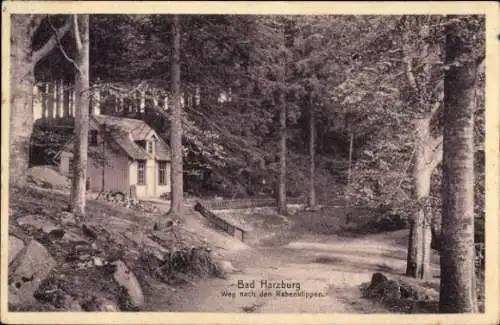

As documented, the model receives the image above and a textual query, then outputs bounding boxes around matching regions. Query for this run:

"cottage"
[59,115,171,198]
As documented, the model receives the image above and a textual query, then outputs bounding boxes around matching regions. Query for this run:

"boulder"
[399,281,438,301]
[217,260,237,273]
[62,231,88,244]
[123,231,168,261]
[99,216,135,230]
[42,223,60,234]
[8,236,25,265]
[58,211,77,225]
[16,214,43,228]
[366,273,402,300]
[96,298,119,312]
[16,214,59,234]
[111,260,144,309]
[214,259,242,279]
[382,280,401,300]
[94,256,105,266]
[47,229,65,241]
[52,294,82,311]
[8,240,57,306]
[81,296,120,312]
[369,272,388,289]
[81,224,98,239]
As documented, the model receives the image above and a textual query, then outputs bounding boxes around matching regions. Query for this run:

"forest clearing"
[4,6,497,323]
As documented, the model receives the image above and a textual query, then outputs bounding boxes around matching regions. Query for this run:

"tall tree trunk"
[70,15,90,216]
[167,15,184,218]
[345,130,354,224]
[183,91,190,110]
[139,90,146,115]
[406,118,433,279]
[55,79,62,118]
[144,90,154,123]
[93,87,101,115]
[163,94,169,111]
[33,84,43,120]
[67,87,72,117]
[42,83,49,118]
[277,17,292,216]
[135,90,142,117]
[9,15,70,184]
[63,80,71,118]
[119,97,124,115]
[123,96,130,116]
[308,93,316,207]
[439,23,479,313]
[10,15,35,185]
[54,80,59,118]
[277,90,288,215]
[47,82,55,119]
[70,89,76,117]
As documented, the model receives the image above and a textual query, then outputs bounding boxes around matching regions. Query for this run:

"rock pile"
[95,191,160,213]
[8,202,220,312]
[8,210,148,312]
[27,166,70,190]
[361,272,439,313]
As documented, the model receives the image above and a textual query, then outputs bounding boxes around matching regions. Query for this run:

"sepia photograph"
[1,2,498,324]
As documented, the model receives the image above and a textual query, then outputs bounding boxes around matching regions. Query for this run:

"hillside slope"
[8,185,246,312]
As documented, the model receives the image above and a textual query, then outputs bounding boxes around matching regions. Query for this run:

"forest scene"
[6,12,488,316]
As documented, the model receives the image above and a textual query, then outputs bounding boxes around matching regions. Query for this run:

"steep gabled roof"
[112,133,151,160]
[92,115,170,161]
[92,115,153,140]
[58,115,170,161]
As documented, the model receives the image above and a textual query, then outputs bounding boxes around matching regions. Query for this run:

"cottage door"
[147,162,156,197]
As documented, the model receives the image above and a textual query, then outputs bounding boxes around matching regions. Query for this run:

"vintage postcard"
[1,1,499,324]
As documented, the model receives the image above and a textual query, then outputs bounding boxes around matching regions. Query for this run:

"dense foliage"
[33,15,485,220]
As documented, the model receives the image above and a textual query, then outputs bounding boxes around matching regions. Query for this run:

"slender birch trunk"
[69,15,90,216]
[308,93,317,208]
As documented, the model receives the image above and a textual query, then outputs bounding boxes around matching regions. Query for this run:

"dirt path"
[141,201,439,313]
[154,232,428,313]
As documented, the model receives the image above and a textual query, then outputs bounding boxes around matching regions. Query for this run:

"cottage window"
[158,161,167,185]
[136,140,146,150]
[90,130,98,146]
[138,161,146,185]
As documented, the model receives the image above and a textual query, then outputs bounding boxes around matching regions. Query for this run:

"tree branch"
[426,135,443,171]
[430,80,444,117]
[433,79,444,96]
[429,140,443,171]
[29,15,44,38]
[431,134,443,152]
[73,15,82,51]
[47,16,81,74]
[32,17,71,64]
[430,101,441,116]
[430,93,443,117]
[386,143,417,200]
[404,57,419,94]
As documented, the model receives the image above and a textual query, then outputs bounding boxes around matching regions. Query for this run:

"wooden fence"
[194,202,248,241]
[191,197,305,211]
